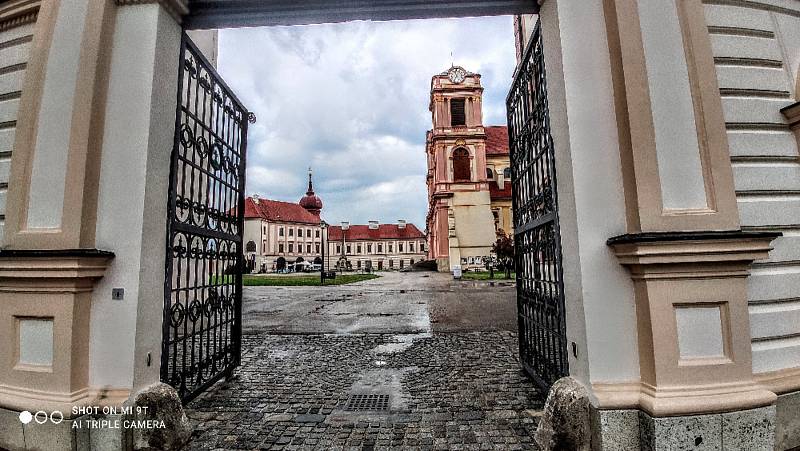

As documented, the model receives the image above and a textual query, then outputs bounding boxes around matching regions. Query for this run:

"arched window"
[503,167,511,178]
[453,148,471,181]
[486,168,494,179]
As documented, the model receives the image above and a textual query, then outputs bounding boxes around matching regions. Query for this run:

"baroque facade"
[327,221,426,271]
[243,170,325,272]
[425,66,513,271]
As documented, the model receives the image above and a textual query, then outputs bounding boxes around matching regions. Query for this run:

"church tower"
[425,66,497,271]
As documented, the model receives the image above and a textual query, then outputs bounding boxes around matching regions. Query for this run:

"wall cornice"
[114,0,188,22]
[0,0,39,32]
[755,367,800,395]
[782,101,800,128]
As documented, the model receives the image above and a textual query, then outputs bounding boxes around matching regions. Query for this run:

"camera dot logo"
[34,411,48,424]
[19,411,32,424]
[51,411,64,424]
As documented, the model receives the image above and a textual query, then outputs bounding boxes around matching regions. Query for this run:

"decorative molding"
[756,367,800,395]
[0,0,39,32]
[606,231,781,417]
[114,0,189,22]
[781,101,800,128]
[592,380,777,416]
[607,231,779,273]
[0,250,114,292]
[0,384,130,415]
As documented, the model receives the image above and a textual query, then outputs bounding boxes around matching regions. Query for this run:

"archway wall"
[538,1,790,447]
[704,0,800,380]
[0,2,181,446]
[183,0,539,29]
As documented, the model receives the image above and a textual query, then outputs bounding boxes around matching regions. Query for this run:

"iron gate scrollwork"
[506,20,569,391]
[162,34,254,402]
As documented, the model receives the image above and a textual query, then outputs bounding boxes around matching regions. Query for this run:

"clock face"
[448,67,466,83]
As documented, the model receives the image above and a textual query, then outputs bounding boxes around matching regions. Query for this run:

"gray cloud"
[218,15,516,228]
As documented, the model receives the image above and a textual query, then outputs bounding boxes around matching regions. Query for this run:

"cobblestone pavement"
[185,331,544,450]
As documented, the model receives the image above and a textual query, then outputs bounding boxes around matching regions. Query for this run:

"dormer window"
[450,98,466,126]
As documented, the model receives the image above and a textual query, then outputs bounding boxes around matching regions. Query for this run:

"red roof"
[244,197,321,224]
[328,223,425,241]
[485,126,509,155]
[490,181,512,200]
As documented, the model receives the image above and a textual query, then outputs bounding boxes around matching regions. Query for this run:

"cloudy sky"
[218,16,516,228]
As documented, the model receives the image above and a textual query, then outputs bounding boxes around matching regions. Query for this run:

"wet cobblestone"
[185,331,543,450]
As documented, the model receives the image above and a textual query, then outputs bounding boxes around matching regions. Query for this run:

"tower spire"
[307,166,313,194]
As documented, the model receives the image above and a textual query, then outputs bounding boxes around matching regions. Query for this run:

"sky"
[218,15,517,229]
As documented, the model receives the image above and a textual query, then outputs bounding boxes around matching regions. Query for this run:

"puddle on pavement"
[371,333,431,355]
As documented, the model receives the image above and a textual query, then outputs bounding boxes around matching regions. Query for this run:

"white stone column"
[538,0,779,449]
[91,2,181,395]
[537,0,639,394]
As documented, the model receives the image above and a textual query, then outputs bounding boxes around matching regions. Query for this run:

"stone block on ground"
[534,376,591,451]
[128,382,191,451]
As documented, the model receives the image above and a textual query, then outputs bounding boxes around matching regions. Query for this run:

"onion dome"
[299,167,323,216]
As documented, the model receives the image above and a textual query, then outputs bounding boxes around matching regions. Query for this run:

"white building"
[327,221,426,271]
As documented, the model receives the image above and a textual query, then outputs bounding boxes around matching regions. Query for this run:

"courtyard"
[184,272,544,450]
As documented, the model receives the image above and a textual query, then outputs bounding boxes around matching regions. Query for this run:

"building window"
[389,244,393,253]
[389,260,394,268]
[400,260,405,269]
[367,244,372,253]
[410,258,415,265]
[307,244,311,254]
[279,227,284,236]
[399,243,404,253]
[503,167,511,178]
[279,243,284,253]
[453,148,470,181]
[297,228,302,237]
[450,98,466,126]
[357,260,362,268]
[306,229,311,238]
[262,242,266,253]
[486,168,494,179]
[357,244,362,254]
[347,244,351,254]
[409,243,414,252]
[288,228,293,237]
[289,243,294,253]
[336,244,341,254]
[378,244,383,253]
[316,244,320,253]
[315,229,320,238]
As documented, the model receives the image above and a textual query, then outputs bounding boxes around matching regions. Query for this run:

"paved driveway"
[242,271,518,334]
[185,271,542,450]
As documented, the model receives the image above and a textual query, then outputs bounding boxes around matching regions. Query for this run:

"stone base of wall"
[0,382,192,450]
[777,390,800,451]
[591,404,777,450]
[0,407,126,451]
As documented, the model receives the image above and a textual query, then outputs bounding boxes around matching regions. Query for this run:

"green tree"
[492,231,515,279]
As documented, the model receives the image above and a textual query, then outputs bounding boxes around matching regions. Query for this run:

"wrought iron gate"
[506,21,568,391]
[162,34,254,402]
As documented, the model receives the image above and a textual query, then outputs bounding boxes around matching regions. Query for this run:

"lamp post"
[320,220,328,285]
